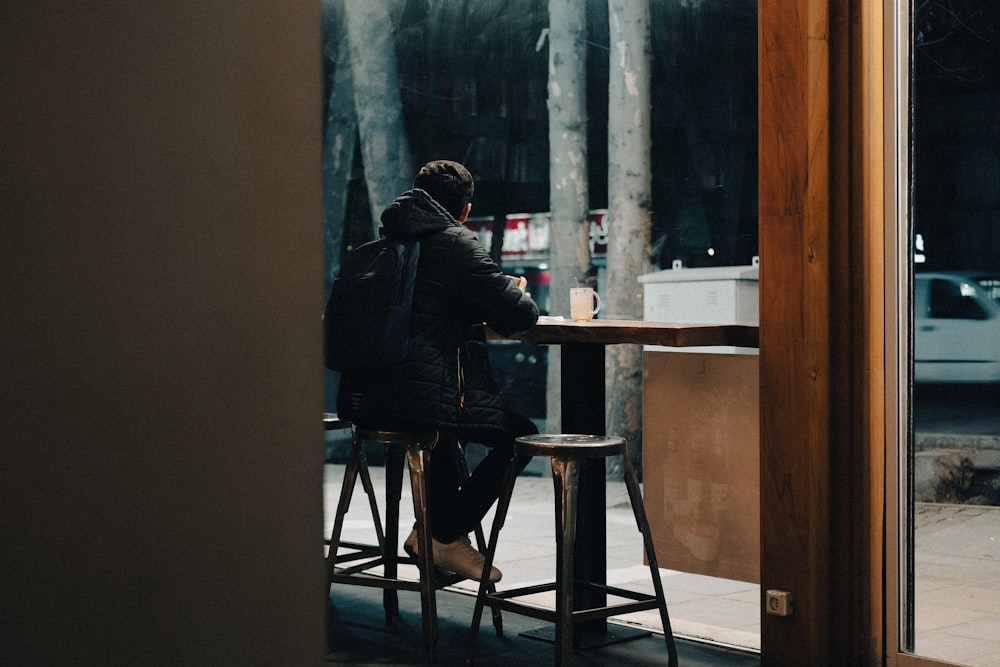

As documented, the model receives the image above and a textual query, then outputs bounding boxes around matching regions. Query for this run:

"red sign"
[465,216,494,250]
[589,209,608,255]
[504,214,531,255]
[528,213,551,253]
[466,210,609,260]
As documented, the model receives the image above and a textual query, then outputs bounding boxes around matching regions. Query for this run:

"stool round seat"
[514,433,625,458]
[356,427,439,448]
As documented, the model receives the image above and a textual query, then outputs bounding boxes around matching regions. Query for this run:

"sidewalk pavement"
[911,502,1000,666]
[324,463,1000,665]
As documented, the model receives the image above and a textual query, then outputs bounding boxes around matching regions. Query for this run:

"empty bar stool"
[466,434,678,667]
[326,425,500,663]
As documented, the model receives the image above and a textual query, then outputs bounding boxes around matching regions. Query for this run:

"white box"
[639,264,758,353]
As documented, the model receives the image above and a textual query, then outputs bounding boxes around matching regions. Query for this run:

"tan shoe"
[404,530,502,583]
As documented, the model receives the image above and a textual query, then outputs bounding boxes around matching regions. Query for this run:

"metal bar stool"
[326,425,501,663]
[466,434,678,667]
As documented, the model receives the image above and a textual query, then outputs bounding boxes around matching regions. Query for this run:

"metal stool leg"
[326,439,362,584]
[406,442,438,663]
[466,453,522,664]
[453,442,504,637]
[355,446,385,549]
[383,442,406,624]
[552,456,580,667]
[622,455,679,667]
[327,434,385,583]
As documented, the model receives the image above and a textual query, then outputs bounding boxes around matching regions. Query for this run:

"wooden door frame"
[758,1,887,664]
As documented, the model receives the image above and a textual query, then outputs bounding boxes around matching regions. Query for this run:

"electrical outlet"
[766,589,794,616]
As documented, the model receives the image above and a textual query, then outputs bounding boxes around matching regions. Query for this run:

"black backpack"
[324,237,421,373]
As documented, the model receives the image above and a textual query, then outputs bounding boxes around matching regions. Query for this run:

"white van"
[914,272,1000,383]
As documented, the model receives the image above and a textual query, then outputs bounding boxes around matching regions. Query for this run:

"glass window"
[322,0,760,653]
[895,1,1000,664]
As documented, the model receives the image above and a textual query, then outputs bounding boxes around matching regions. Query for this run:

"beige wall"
[1,3,325,664]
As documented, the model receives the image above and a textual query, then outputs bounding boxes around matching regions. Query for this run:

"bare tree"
[606,0,652,472]
[322,3,356,295]
[343,1,413,236]
[545,0,591,434]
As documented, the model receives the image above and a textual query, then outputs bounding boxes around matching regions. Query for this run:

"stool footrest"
[479,581,661,624]
[324,539,382,559]
[331,570,465,592]
[331,553,467,588]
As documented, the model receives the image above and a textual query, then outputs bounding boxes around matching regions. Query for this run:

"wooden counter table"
[491,317,759,644]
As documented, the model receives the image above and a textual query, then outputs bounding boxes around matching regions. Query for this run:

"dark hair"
[413,160,474,218]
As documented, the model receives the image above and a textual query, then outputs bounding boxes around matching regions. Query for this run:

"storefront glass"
[896,1,1000,664]
[321,0,760,651]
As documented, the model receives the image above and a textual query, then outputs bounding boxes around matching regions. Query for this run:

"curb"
[915,433,1000,450]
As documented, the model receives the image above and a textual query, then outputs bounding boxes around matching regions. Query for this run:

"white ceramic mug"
[569,287,602,321]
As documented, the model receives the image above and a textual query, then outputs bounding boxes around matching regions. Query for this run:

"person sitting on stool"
[336,159,539,583]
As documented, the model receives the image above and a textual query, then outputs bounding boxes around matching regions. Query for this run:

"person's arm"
[450,228,539,336]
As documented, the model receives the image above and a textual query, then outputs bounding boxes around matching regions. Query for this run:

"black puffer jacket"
[337,189,539,434]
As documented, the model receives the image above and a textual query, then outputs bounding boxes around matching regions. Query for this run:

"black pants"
[427,410,537,544]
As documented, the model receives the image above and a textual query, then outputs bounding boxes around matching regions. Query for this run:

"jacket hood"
[380,188,459,239]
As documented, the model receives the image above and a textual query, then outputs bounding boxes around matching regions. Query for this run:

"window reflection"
[908,1,1000,663]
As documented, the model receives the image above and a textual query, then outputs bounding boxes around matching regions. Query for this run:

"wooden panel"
[643,352,760,583]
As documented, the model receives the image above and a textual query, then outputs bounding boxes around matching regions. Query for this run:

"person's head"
[413,160,474,221]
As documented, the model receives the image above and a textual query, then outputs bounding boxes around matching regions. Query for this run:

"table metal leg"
[559,342,608,638]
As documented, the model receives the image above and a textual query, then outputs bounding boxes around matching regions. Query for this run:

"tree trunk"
[606,0,652,474]
[545,0,591,434]
[322,28,357,296]
[343,1,413,236]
